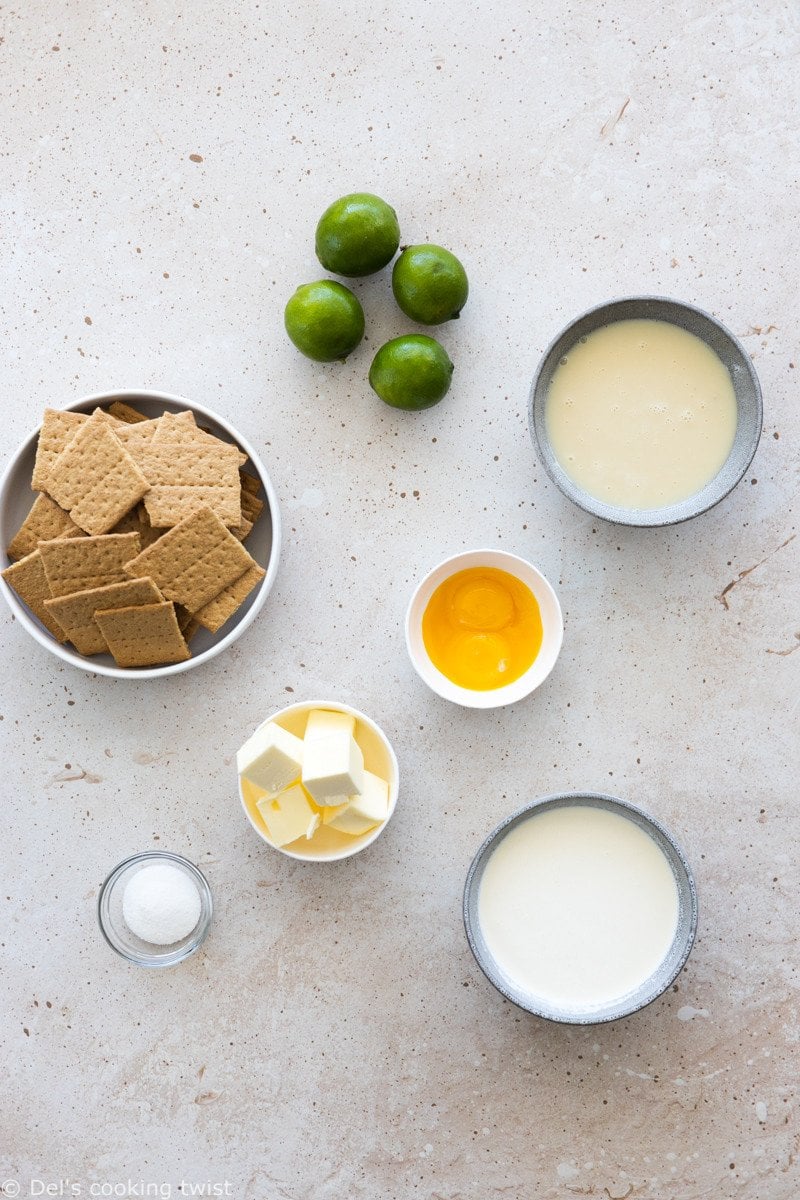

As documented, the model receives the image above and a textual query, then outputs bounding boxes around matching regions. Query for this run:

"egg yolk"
[422,567,543,690]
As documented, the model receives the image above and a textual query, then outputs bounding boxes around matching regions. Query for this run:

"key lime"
[368,335,454,411]
[392,244,469,325]
[284,280,365,362]
[315,193,400,277]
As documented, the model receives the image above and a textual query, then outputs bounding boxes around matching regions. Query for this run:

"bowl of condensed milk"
[463,793,698,1023]
[529,297,762,526]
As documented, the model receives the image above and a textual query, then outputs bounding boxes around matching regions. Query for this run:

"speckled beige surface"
[1,2,799,1198]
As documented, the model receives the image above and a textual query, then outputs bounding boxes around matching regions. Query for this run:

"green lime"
[368,335,454,411]
[315,193,400,277]
[392,244,469,324]
[284,280,365,362]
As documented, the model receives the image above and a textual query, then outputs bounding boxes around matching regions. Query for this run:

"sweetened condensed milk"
[545,318,737,509]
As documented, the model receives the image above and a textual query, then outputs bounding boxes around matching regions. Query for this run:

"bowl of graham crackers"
[0,390,281,678]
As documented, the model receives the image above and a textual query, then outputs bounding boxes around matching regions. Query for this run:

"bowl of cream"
[463,793,698,1023]
[529,296,762,526]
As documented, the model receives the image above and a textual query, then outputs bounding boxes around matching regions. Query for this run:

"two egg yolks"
[422,567,543,690]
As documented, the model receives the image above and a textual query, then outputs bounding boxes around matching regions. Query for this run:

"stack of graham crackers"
[2,401,267,668]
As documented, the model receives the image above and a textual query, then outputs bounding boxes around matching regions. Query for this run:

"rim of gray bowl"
[0,388,282,679]
[528,295,763,527]
[463,791,699,1024]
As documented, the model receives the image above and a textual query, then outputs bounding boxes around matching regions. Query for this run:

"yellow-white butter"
[323,770,389,835]
[256,783,320,846]
[305,709,356,740]
[302,731,364,805]
[321,802,350,825]
[237,721,304,796]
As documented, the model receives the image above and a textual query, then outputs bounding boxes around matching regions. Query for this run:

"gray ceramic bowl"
[463,792,698,1024]
[529,296,762,526]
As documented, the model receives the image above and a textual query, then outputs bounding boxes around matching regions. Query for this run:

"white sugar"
[122,862,201,945]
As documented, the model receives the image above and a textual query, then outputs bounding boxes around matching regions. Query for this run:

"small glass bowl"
[97,851,213,967]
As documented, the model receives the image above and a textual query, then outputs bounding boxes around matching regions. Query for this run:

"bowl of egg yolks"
[405,549,564,708]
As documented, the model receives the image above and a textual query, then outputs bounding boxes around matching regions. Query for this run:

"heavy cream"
[478,805,679,1011]
[545,318,737,509]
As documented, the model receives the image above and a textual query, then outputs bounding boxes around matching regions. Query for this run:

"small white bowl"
[405,548,563,709]
[238,700,400,862]
[0,389,281,679]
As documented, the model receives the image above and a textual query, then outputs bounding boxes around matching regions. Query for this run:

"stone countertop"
[1,2,798,1198]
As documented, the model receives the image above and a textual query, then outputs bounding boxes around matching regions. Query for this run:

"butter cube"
[302,731,364,805]
[305,708,356,741]
[323,770,389,836]
[256,784,320,846]
[237,721,303,796]
[321,802,350,824]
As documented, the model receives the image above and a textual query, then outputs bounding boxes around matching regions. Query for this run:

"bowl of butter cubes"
[236,700,400,861]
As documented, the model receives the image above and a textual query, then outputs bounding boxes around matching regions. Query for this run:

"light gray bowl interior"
[0,391,277,675]
[529,296,763,527]
[463,792,698,1024]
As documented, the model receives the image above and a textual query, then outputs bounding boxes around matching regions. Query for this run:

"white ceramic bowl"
[238,700,400,862]
[0,389,281,679]
[405,548,563,709]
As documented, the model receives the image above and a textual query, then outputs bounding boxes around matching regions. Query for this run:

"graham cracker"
[240,471,261,496]
[123,506,255,612]
[110,502,162,549]
[194,563,266,633]
[39,531,141,597]
[1,550,68,642]
[224,486,262,542]
[111,418,159,460]
[240,488,264,523]
[108,401,149,424]
[176,604,202,643]
[151,411,197,437]
[140,439,242,528]
[44,576,163,656]
[31,410,88,492]
[94,601,190,667]
[227,487,263,543]
[7,493,84,561]
[47,411,150,535]
[153,411,248,468]
[227,513,254,542]
[92,408,124,425]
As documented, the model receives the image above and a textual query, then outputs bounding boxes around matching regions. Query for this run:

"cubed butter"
[305,708,356,740]
[322,770,389,836]
[237,721,303,796]
[321,802,350,824]
[256,784,320,846]
[302,731,364,805]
